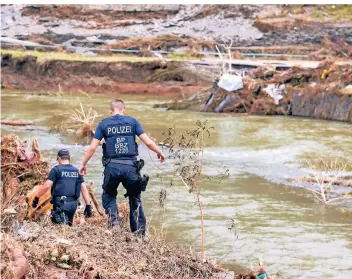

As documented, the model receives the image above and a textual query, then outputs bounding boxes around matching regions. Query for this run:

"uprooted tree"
[297,157,352,204]
[1,134,50,222]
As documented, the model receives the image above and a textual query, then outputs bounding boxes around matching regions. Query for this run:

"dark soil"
[1,54,209,96]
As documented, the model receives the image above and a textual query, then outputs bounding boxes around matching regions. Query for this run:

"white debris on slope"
[217,73,243,92]
[264,84,286,105]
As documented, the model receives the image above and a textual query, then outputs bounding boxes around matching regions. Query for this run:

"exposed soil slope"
[1,54,209,96]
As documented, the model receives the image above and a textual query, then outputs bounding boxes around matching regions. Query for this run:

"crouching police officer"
[79,99,165,236]
[32,149,93,226]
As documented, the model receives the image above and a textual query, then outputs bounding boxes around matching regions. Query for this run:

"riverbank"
[2,91,352,278]
[2,223,227,279]
[2,50,351,122]
[1,50,209,96]
[0,133,231,279]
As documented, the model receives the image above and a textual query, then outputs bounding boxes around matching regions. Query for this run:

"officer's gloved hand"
[84,204,93,218]
[32,196,39,208]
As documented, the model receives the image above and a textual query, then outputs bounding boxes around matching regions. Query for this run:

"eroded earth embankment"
[1,54,209,96]
[1,54,352,122]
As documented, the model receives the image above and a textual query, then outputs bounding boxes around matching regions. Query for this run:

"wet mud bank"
[292,91,352,121]
[2,53,351,122]
[1,54,209,96]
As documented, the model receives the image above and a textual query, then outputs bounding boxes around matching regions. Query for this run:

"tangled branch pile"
[47,102,100,145]
[156,60,352,121]
[0,133,231,279]
[309,36,352,60]
[7,222,222,279]
[101,34,216,56]
[1,134,49,222]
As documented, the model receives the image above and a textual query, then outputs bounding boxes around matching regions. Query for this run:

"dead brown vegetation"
[0,133,227,279]
[46,103,100,145]
[102,34,216,54]
[1,134,49,222]
[156,61,352,120]
[16,223,222,279]
[309,36,352,60]
[254,17,313,33]
[22,5,176,28]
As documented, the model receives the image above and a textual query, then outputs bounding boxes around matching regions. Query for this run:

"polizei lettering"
[107,125,132,135]
[61,171,79,178]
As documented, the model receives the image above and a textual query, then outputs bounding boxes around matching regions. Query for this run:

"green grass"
[0,49,161,63]
[311,12,325,20]
[325,5,352,21]
[1,48,203,64]
[166,53,199,60]
[259,5,352,22]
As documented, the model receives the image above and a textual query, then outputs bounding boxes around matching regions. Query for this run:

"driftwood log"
[87,181,104,216]
[1,120,33,126]
[298,176,352,187]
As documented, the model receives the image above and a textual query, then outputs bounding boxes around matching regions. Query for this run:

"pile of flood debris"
[2,133,263,279]
[1,134,49,222]
[2,222,227,279]
[155,59,352,122]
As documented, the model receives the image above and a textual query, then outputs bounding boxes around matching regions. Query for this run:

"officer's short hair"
[110,99,125,111]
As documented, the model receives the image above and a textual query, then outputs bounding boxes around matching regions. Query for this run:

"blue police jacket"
[48,164,83,199]
[94,115,144,160]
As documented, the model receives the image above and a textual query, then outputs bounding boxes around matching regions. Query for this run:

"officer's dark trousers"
[51,200,77,226]
[102,163,146,235]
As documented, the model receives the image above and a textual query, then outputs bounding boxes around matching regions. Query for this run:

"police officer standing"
[79,99,165,236]
[32,149,93,226]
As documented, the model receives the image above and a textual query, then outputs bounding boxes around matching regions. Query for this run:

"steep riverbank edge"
[0,133,254,279]
[1,53,209,96]
[1,53,351,122]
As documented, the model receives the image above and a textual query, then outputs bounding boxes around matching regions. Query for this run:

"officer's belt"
[108,159,136,166]
[52,196,77,203]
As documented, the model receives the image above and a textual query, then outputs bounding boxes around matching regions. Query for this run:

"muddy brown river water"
[1,90,352,278]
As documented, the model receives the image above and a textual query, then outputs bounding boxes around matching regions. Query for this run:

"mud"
[292,91,352,121]
[1,54,209,96]
[3,4,351,49]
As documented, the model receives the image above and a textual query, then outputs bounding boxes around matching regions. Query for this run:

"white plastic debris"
[344,84,352,93]
[217,73,243,92]
[57,238,72,245]
[13,221,41,241]
[83,51,97,57]
[3,207,17,214]
[264,84,286,105]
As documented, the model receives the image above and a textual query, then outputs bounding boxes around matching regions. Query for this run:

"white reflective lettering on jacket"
[61,171,79,178]
[107,126,132,135]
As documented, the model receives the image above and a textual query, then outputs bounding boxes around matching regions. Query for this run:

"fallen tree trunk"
[1,120,33,126]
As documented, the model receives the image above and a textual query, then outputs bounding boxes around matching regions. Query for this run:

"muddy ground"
[1,54,209,96]
[2,4,352,50]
